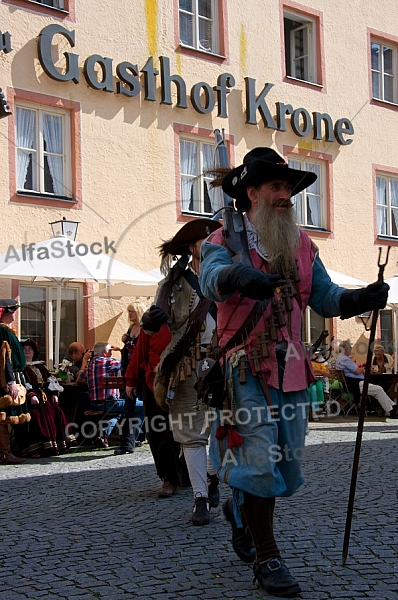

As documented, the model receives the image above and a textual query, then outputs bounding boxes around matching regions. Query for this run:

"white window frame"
[288,156,326,229]
[179,0,219,55]
[28,0,65,8]
[284,11,316,83]
[376,173,398,238]
[302,307,327,347]
[15,101,72,199]
[19,283,83,369]
[179,136,219,217]
[371,40,397,104]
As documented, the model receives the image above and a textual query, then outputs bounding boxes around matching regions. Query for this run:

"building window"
[3,0,74,18]
[288,157,324,229]
[376,173,398,238]
[180,137,222,216]
[29,0,64,7]
[19,284,82,369]
[179,0,219,54]
[379,310,393,355]
[284,10,317,83]
[15,102,72,199]
[302,307,327,347]
[371,40,396,103]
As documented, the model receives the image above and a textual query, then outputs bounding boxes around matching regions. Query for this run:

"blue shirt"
[335,353,364,379]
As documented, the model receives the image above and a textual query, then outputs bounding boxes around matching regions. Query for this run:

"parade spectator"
[336,340,397,418]
[77,341,123,447]
[61,342,91,382]
[14,339,76,457]
[372,343,393,374]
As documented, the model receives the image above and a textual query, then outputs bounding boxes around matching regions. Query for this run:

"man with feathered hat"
[199,147,389,596]
[141,218,222,525]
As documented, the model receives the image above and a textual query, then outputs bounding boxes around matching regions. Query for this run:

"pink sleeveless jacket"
[213,228,317,392]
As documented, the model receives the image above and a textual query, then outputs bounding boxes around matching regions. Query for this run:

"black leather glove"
[141,305,169,333]
[339,281,389,319]
[218,263,282,300]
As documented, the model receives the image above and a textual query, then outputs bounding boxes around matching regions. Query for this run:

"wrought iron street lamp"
[49,217,79,241]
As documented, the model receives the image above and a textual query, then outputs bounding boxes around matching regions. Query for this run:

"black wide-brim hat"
[0,299,20,313]
[159,218,221,258]
[222,147,317,204]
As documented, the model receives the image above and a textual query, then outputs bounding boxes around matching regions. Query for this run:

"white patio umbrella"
[85,268,162,298]
[326,268,368,289]
[0,236,159,367]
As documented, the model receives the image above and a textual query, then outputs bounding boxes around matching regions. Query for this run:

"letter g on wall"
[38,24,80,84]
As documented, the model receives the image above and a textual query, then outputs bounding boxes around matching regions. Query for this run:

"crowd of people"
[2,147,398,598]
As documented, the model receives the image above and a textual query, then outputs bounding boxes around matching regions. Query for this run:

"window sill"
[12,192,78,208]
[371,97,398,110]
[377,235,398,244]
[17,191,75,202]
[284,76,324,91]
[181,211,214,219]
[177,44,227,62]
[301,226,331,233]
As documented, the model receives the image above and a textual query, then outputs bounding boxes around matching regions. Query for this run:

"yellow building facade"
[0,0,397,366]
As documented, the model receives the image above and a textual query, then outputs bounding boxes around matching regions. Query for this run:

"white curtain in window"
[179,10,194,46]
[43,113,64,195]
[376,176,387,205]
[376,177,387,234]
[307,196,321,226]
[390,179,398,235]
[16,107,35,190]
[306,163,321,226]
[289,159,303,222]
[202,143,214,213]
[180,140,197,211]
[198,1,213,52]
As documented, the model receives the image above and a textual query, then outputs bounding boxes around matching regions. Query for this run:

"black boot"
[192,494,210,526]
[222,498,256,563]
[253,557,301,598]
[207,473,220,508]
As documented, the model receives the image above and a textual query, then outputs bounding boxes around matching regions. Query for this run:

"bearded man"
[199,148,389,597]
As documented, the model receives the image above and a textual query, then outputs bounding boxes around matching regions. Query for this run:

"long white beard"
[250,202,299,275]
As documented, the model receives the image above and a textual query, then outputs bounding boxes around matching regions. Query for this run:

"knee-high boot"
[0,423,25,464]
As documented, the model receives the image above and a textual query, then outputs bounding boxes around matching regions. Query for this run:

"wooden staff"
[342,246,390,566]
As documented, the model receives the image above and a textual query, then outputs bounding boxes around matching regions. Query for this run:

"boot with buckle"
[207,473,220,508]
[222,498,256,563]
[192,493,210,526]
[253,557,301,597]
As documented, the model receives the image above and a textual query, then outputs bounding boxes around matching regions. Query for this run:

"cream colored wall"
[0,0,397,350]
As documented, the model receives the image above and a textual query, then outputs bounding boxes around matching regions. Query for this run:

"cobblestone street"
[0,417,397,600]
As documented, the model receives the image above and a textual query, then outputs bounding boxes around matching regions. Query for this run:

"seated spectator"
[14,339,76,457]
[309,352,331,418]
[60,342,91,382]
[372,344,394,374]
[77,341,124,448]
[336,340,398,418]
